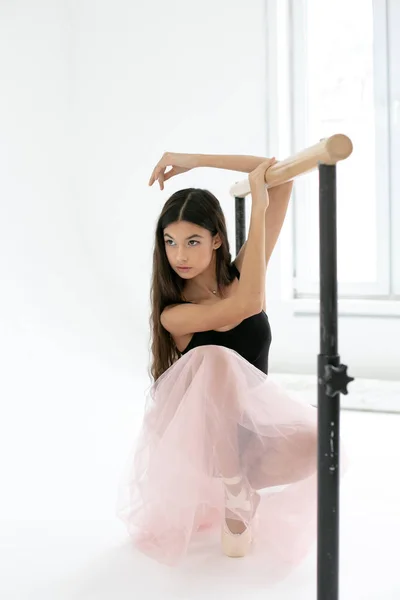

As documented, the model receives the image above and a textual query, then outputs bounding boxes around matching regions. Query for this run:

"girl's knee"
[191,345,234,376]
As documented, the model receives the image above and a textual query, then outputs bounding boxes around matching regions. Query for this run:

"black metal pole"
[318,163,339,599]
[317,163,347,600]
[235,196,246,254]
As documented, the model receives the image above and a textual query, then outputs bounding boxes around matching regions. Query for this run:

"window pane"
[298,0,378,284]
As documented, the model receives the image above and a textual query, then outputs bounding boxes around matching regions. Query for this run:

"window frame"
[288,0,394,300]
[388,0,400,295]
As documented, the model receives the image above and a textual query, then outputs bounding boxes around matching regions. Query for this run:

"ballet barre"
[233,133,354,600]
[230,133,353,198]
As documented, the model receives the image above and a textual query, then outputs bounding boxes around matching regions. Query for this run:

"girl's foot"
[221,474,260,557]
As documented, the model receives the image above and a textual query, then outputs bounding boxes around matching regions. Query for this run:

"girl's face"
[163,221,221,278]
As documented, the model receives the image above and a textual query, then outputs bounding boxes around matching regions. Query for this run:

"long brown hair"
[149,188,236,382]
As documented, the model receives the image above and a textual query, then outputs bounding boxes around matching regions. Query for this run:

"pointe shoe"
[221,519,252,558]
[221,474,254,558]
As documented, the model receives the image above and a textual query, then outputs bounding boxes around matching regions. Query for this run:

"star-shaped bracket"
[320,364,355,398]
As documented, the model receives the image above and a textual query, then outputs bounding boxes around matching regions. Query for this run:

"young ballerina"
[116,152,318,567]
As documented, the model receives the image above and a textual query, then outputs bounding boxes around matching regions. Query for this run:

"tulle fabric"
[116,345,323,570]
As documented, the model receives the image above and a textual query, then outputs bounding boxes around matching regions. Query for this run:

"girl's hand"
[248,157,278,208]
[148,152,198,190]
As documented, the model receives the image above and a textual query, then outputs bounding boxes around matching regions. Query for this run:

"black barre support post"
[317,163,353,600]
[235,196,246,255]
[318,163,340,599]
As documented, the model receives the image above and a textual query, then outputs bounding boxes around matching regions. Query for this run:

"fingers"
[263,157,278,177]
[156,171,165,190]
[148,170,156,186]
[149,164,176,190]
[149,164,160,186]
[149,165,165,189]
[148,158,164,187]
[163,167,177,182]
[254,157,277,175]
[149,153,171,188]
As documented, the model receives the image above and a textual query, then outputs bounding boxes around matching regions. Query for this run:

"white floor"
[1,341,399,600]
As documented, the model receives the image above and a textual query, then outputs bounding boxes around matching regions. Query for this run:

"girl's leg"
[245,424,317,491]
[205,348,256,534]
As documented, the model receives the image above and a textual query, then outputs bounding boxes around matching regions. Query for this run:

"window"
[289,0,399,300]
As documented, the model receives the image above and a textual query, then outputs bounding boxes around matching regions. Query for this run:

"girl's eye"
[165,240,199,247]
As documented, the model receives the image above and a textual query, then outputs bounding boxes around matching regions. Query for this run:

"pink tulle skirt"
[116,345,326,572]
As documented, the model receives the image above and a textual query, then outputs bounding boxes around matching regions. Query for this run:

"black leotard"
[178,263,272,375]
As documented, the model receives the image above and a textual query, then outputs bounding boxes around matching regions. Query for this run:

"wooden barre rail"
[229,134,353,198]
